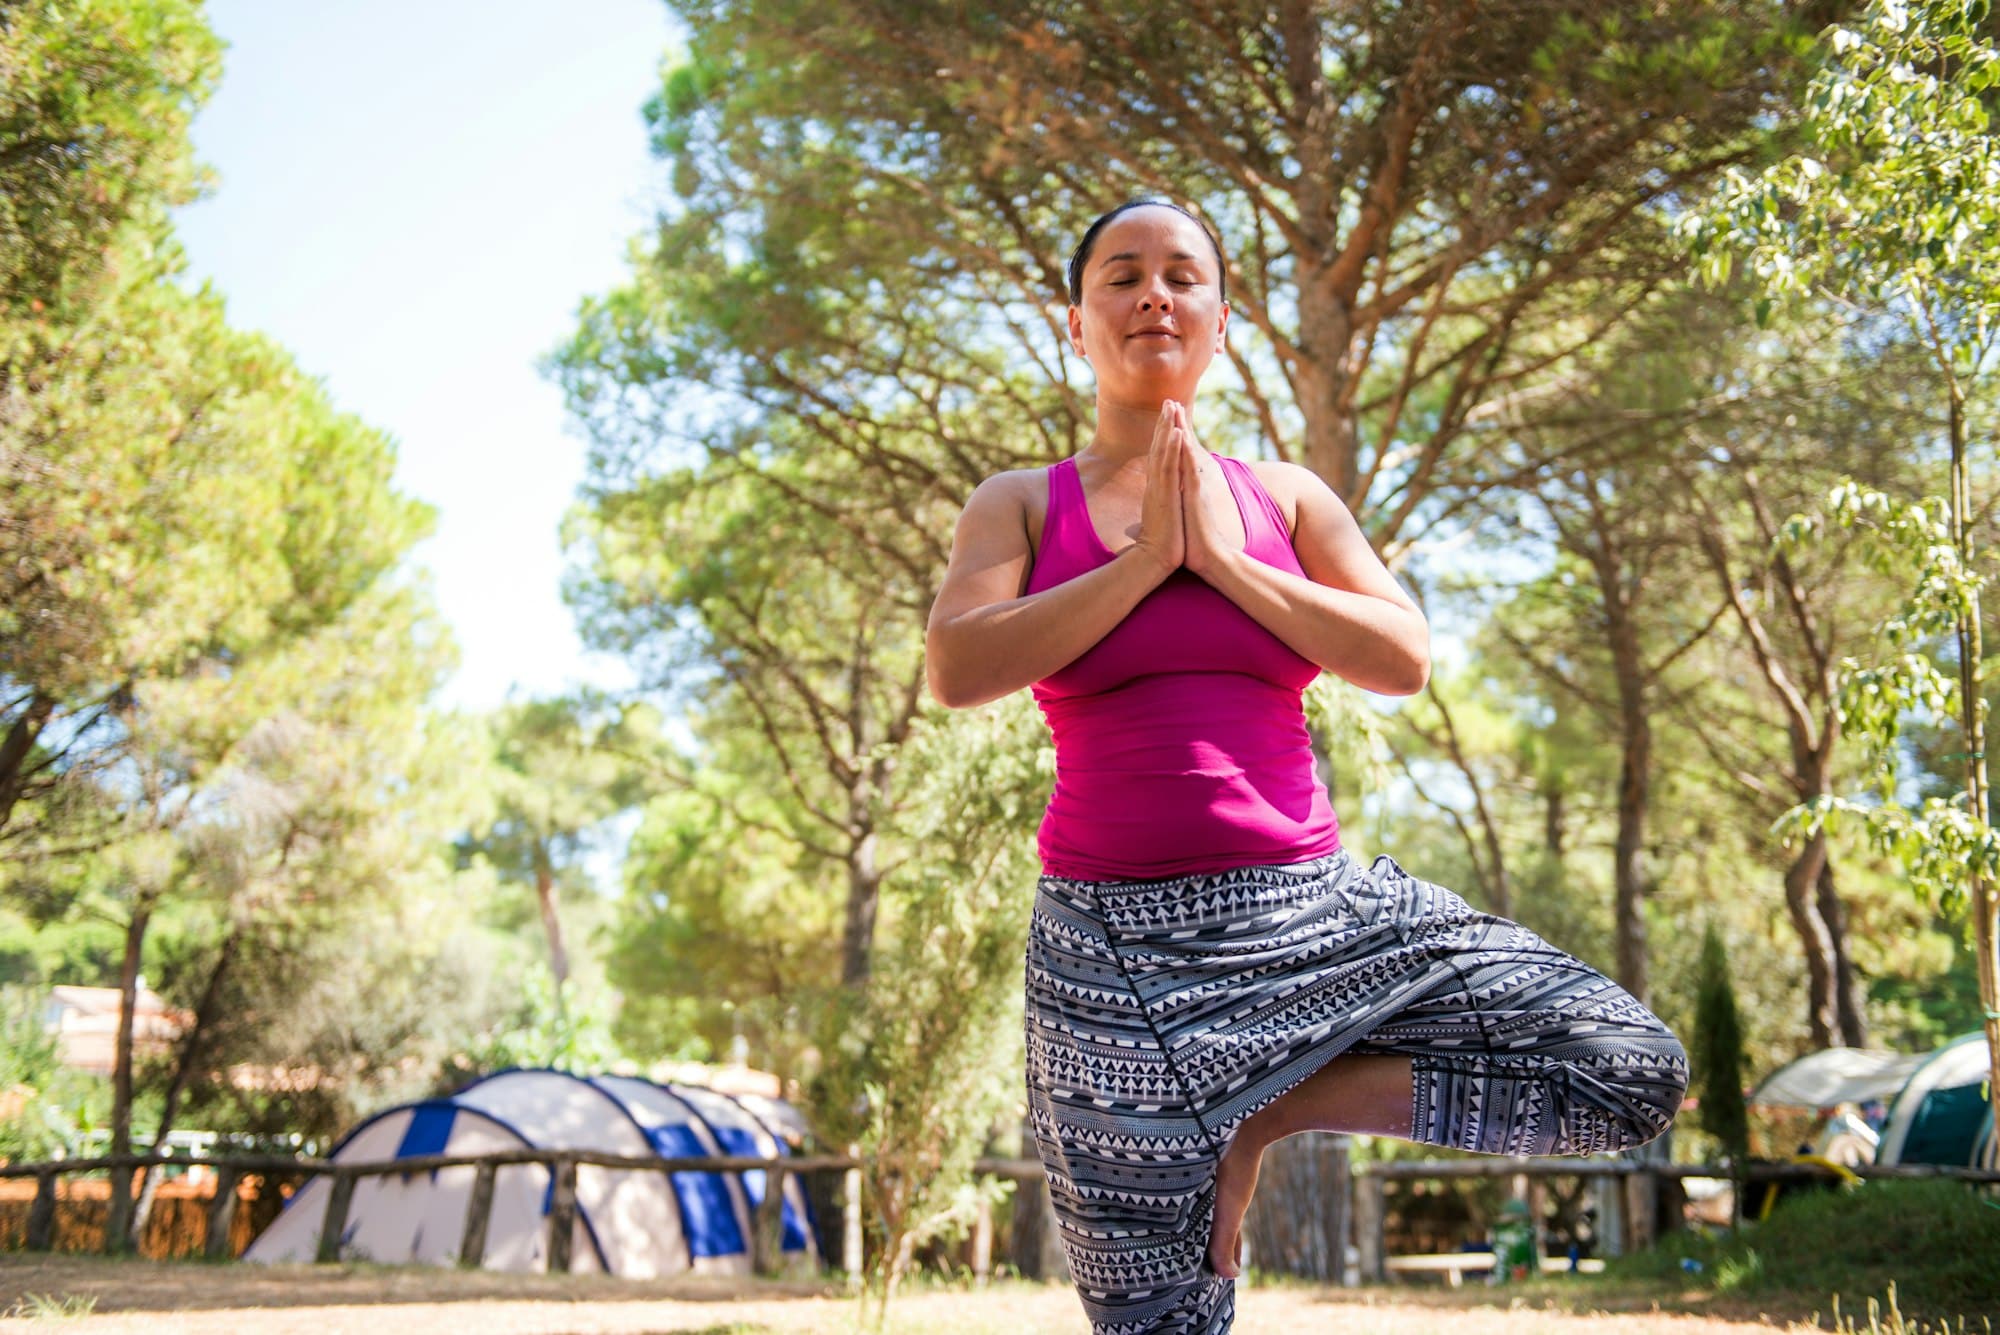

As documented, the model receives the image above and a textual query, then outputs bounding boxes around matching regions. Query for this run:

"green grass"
[1595,1179,2000,1322]
[0,1292,99,1320]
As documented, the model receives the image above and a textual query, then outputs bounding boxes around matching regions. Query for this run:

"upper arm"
[927,470,1038,636]
[1256,461,1420,614]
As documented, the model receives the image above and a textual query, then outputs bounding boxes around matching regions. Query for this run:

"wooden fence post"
[1355,1171,1387,1284]
[204,1167,241,1260]
[971,1192,993,1285]
[546,1157,578,1274]
[25,1172,56,1253]
[459,1161,498,1269]
[843,1147,863,1290]
[1624,1167,1658,1254]
[316,1170,356,1264]
[1327,1135,1353,1287]
[751,1167,787,1276]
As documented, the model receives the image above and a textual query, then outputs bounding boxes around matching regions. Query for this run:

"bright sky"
[174,1,675,712]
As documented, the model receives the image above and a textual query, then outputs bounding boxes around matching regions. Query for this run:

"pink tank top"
[1024,455,1342,880]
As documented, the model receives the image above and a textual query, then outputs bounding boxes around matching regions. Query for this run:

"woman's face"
[1068,206,1230,408]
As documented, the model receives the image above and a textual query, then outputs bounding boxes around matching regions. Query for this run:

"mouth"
[1128,328,1179,340]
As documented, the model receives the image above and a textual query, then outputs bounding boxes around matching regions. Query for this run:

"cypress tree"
[1693,922,1750,1160]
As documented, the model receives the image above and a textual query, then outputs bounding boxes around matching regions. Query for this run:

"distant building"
[43,984,188,1077]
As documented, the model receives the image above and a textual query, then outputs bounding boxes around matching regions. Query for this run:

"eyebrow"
[1100,250,1204,266]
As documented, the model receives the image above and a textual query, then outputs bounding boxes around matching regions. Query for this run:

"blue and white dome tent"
[244,1069,820,1274]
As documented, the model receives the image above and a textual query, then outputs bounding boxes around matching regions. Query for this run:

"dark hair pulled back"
[1065,200,1227,306]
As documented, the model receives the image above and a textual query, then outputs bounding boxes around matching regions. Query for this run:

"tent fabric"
[1878,1034,1995,1168]
[1748,1047,1933,1110]
[244,1069,820,1276]
[244,1102,560,1270]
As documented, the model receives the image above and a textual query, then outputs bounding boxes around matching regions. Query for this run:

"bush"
[0,985,94,1161]
[1610,1179,2000,1320]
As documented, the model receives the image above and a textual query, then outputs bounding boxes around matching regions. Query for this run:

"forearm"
[926,547,1170,708]
[1199,548,1430,695]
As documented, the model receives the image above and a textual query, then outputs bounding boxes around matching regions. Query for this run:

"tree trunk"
[1945,383,1999,1155]
[1815,858,1868,1047]
[0,691,54,833]
[1612,708,1651,1007]
[107,899,153,1253]
[129,926,238,1246]
[840,827,881,988]
[1782,833,1839,1049]
[533,845,570,994]
[1291,261,1361,505]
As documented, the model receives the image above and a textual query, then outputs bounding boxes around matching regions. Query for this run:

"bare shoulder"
[952,465,1050,553]
[1245,458,1338,503]
[1244,458,1351,536]
[965,466,1047,507]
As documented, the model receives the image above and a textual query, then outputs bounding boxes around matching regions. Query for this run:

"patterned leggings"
[1023,851,1689,1335]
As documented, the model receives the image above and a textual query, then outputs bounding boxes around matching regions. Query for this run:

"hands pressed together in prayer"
[1133,399,1233,581]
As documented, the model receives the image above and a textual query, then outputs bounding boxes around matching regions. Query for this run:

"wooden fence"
[3,1146,1995,1284]
[0,1150,1050,1278]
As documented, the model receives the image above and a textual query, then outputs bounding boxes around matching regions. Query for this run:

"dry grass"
[0,1255,1860,1333]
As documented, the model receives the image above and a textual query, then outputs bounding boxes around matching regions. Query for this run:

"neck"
[1082,392,1197,470]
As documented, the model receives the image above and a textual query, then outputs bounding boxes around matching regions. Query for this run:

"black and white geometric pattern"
[1024,850,1689,1335]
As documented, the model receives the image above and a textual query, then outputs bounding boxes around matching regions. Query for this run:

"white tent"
[244,1069,820,1274]
[1748,1047,1934,1111]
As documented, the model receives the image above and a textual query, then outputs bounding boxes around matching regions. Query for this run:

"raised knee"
[1599,1034,1690,1151]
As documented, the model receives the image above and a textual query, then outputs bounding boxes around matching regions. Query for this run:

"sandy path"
[0,1256,1821,1333]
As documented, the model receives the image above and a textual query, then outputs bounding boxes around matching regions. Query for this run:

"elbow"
[924,634,981,710]
[1393,653,1431,697]
[1360,655,1428,698]
[1377,624,1431,697]
[928,666,975,710]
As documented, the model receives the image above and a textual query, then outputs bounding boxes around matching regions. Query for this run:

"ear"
[1068,304,1088,358]
[1214,301,1231,352]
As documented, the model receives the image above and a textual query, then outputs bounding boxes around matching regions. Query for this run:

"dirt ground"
[0,1256,1853,1333]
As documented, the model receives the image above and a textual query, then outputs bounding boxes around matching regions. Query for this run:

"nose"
[1138,274,1174,312]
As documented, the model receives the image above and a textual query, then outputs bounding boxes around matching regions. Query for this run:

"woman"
[925,200,1687,1335]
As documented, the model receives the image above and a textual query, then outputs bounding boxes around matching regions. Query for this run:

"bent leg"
[1207,1053,1410,1277]
[1206,860,1688,1276]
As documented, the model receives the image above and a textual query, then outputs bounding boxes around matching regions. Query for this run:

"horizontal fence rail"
[4,1148,1993,1282]
[0,1150,1050,1270]
[1352,1156,2000,1183]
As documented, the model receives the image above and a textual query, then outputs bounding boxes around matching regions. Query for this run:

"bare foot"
[1206,1131,1265,1279]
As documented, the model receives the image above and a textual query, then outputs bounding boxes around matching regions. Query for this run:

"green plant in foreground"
[1,1293,99,1320]
[1827,1283,1995,1335]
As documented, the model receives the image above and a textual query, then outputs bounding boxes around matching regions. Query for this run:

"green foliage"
[1689,0,1999,1102]
[0,0,220,332]
[0,0,569,1168]
[1682,0,2000,328]
[1609,1180,2000,1320]
[440,968,622,1085]
[0,984,94,1160]
[808,701,1042,1302]
[1775,480,1999,910]
[1693,923,1751,1160]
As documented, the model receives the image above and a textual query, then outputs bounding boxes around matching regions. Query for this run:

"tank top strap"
[1034,457,1106,580]
[1216,455,1293,558]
